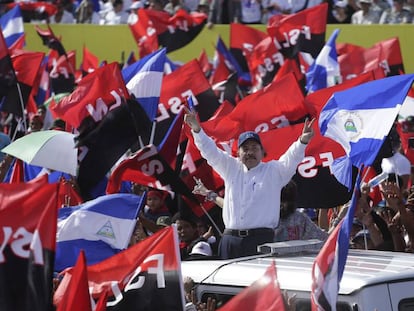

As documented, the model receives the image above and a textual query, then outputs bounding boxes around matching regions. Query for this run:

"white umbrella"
[2,130,78,176]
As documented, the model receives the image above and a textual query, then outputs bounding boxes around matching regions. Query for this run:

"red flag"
[8,2,57,18]
[81,45,99,75]
[0,30,18,107]
[304,70,376,118]
[54,226,185,311]
[246,36,284,89]
[150,9,207,53]
[0,175,59,311]
[9,158,24,183]
[129,9,159,58]
[218,261,286,311]
[57,178,83,207]
[50,62,130,129]
[154,59,221,146]
[56,251,92,311]
[49,50,76,94]
[106,144,198,207]
[205,73,307,142]
[339,37,404,80]
[198,49,213,77]
[267,3,328,58]
[230,23,268,87]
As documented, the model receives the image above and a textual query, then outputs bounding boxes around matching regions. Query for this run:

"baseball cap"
[128,1,143,10]
[189,241,212,256]
[156,216,172,227]
[238,131,262,148]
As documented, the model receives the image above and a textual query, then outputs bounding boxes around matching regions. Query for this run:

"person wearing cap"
[139,189,172,236]
[184,107,314,259]
[127,0,143,24]
[172,212,213,260]
[351,0,381,24]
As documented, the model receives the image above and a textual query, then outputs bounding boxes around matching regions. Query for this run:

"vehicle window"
[295,299,352,311]
[399,297,414,311]
[201,293,234,308]
[200,293,352,310]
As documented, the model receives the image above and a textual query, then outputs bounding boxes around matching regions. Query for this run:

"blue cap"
[238,131,262,148]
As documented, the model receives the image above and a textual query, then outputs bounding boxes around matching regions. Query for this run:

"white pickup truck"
[181,240,414,310]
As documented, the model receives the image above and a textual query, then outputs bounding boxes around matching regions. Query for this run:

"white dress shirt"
[193,129,307,230]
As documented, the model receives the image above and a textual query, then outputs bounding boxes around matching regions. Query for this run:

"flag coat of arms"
[55,193,145,272]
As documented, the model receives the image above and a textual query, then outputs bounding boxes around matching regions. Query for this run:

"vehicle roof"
[181,248,414,295]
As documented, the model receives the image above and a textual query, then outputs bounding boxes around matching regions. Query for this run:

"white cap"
[189,241,212,256]
[128,1,143,10]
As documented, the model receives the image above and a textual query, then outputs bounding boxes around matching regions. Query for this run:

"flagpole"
[149,121,156,145]
[16,82,27,133]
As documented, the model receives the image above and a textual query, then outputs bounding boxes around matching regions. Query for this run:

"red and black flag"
[35,24,66,57]
[129,9,159,58]
[49,62,129,129]
[153,59,221,146]
[54,226,185,311]
[338,37,404,80]
[0,175,59,311]
[76,96,152,200]
[267,3,328,59]
[81,45,99,76]
[56,251,92,311]
[147,9,207,53]
[106,143,198,207]
[259,123,352,208]
[230,23,267,82]
[1,49,44,117]
[203,73,308,143]
[48,50,76,95]
[246,36,285,90]
[0,29,17,103]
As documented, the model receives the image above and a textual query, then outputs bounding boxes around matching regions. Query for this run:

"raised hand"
[184,106,201,133]
[300,117,315,145]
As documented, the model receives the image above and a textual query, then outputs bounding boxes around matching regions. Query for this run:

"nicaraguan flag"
[311,172,361,311]
[0,6,24,48]
[122,48,166,121]
[306,28,341,94]
[319,74,414,190]
[55,193,145,272]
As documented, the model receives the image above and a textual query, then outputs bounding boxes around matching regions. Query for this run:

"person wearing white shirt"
[49,0,76,24]
[103,0,129,24]
[184,107,314,259]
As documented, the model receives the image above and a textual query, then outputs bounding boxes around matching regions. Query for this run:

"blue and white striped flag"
[0,6,24,48]
[55,193,145,272]
[122,48,166,121]
[319,74,414,190]
[306,29,341,94]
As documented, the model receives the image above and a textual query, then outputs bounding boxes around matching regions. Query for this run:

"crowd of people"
[1,0,413,26]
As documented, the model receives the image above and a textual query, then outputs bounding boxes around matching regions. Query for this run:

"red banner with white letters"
[54,226,185,311]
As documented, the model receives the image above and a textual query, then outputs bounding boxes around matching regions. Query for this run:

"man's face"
[238,139,264,169]
[176,220,198,243]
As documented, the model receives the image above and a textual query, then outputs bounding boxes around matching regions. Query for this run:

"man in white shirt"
[184,107,314,259]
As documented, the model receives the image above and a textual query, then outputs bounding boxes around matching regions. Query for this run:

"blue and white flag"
[0,6,24,48]
[306,28,341,94]
[55,193,145,272]
[122,48,166,121]
[319,74,414,190]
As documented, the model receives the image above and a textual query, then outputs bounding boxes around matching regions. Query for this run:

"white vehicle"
[181,240,414,310]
